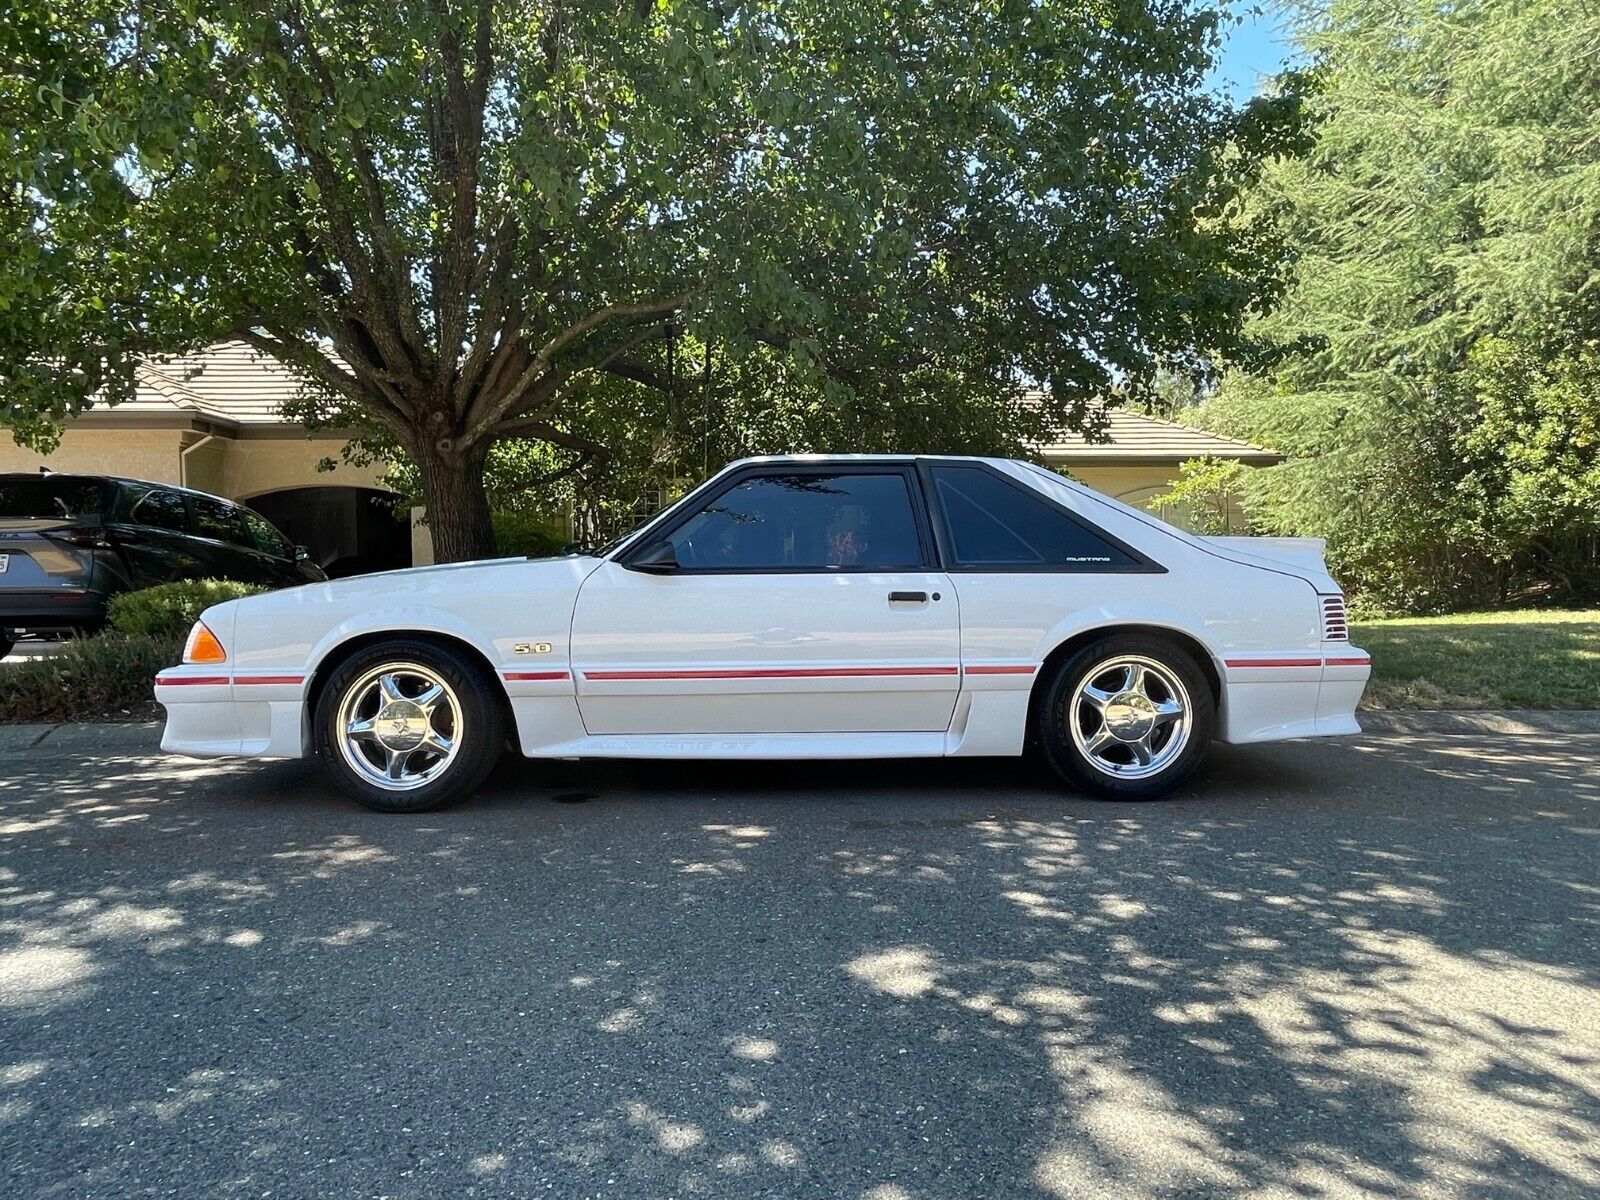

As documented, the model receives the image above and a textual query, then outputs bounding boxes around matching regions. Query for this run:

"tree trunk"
[414,441,498,563]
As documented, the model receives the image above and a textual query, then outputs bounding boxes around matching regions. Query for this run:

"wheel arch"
[304,628,514,747]
[1024,622,1224,746]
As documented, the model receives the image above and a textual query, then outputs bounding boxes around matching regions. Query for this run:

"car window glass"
[192,496,249,547]
[932,466,1137,569]
[127,488,191,533]
[242,509,291,558]
[666,473,924,571]
[0,477,104,519]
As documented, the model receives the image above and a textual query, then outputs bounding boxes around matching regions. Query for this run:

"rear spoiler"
[1204,536,1330,576]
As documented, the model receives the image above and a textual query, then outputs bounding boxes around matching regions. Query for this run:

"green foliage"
[1,0,1302,560]
[0,634,179,723]
[490,509,569,559]
[1197,0,1600,612]
[1148,457,1254,536]
[106,579,267,638]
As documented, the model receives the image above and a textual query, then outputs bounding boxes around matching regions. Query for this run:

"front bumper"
[154,666,309,758]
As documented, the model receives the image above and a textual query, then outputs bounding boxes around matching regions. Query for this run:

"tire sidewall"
[313,639,503,812]
[1037,634,1216,801]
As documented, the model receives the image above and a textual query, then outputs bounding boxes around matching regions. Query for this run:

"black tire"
[312,638,505,813]
[0,636,13,660]
[1036,633,1216,801]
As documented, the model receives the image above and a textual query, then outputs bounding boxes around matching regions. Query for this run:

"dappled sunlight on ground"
[0,733,1596,1196]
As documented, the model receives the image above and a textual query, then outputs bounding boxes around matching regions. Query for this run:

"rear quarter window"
[930,465,1145,571]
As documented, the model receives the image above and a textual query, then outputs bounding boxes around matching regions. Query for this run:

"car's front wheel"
[1036,634,1215,801]
[312,639,505,813]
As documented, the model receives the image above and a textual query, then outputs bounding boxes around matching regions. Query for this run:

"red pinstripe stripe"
[502,670,572,682]
[1225,658,1323,669]
[234,675,305,685]
[582,665,960,681]
[154,675,229,686]
[965,664,1038,675]
[1323,656,1371,667]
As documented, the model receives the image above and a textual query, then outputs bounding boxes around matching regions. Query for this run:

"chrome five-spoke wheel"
[1038,635,1215,800]
[1070,655,1191,779]
[316,639,504,812]
[336,663,463,791]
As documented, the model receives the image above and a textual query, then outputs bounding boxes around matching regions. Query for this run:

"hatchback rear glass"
[0,476,106,519]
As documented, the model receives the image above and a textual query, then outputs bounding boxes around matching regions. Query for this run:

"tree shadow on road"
[0,731,1596,1198]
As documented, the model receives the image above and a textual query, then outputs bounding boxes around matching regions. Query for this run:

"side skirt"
[523,731,952,760]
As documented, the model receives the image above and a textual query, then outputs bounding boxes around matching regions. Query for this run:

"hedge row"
[0,633,180,724]
[107,578,266,638]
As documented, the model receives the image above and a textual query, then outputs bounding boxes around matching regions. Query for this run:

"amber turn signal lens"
[183,621,227,664]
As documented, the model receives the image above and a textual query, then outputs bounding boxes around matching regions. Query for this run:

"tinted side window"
[126,488,191,533]
[242,510,290,558]
[666,472,925,571]
[931,466,1138,570]
[192,497,250,548]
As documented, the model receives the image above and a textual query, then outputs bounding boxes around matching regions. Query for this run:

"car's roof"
[0,471,238,506]
[722,453,1015,468]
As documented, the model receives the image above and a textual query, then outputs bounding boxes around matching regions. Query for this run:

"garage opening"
[246,486,411,578]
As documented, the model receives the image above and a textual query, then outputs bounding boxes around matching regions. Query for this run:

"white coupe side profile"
[156,455,1369,812]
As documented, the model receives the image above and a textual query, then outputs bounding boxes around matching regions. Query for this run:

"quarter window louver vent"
[1321,595,1349,641]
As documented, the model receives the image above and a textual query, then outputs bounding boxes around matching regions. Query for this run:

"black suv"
[0,473,326,656]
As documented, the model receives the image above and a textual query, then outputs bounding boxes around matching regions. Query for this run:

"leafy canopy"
[3,1,1295,558]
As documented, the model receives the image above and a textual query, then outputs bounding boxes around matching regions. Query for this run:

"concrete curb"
[1357,709,1600,736]
[0,722,164,755]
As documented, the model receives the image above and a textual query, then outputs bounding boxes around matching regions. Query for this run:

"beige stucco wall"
[0,428,188,486]
[2,427,388,500]
[220,438,388,501]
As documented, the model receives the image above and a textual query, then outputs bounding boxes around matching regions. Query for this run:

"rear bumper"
[1221,648,1372,743]
[154,667,309,758]
[0,589,108,633]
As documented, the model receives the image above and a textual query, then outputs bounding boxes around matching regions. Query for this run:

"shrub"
[0,633,180,723]
[107,579,267,638]
[491,510,570,558]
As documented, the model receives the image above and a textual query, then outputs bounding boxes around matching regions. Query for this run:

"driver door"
[570,464,960,736]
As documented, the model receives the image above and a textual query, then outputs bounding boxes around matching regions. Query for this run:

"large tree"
[3,1,1293,561]
[1199,0,1600,611]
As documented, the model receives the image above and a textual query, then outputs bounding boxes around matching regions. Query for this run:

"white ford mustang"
[156,455,1369,811]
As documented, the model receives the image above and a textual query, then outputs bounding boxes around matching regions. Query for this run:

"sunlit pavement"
[1,728,1597,1199]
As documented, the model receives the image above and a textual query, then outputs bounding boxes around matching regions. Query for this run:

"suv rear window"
[0,476,106,519]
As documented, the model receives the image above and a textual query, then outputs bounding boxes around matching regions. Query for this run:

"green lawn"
[1352,609,1600,710]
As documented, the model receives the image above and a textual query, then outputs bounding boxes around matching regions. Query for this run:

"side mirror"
[627,539,679,574]
[293,545,311,562]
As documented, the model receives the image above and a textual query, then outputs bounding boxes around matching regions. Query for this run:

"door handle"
[888,591,928,603]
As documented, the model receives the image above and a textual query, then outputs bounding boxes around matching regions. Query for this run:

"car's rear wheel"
[1036,634,1215,801]
[312,639,504,813]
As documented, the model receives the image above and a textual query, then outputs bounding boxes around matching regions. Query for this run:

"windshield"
[0,476,106,520]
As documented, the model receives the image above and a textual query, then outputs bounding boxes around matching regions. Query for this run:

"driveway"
[1,725,1597,1199]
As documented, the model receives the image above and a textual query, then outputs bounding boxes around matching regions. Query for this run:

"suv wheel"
[1036,634,1215,801]
[313,639,504,813]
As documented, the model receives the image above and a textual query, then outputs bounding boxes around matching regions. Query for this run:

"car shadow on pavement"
[1,730,1597,1198]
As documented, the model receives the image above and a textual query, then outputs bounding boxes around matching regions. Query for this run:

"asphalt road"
[1,727,1597,1199]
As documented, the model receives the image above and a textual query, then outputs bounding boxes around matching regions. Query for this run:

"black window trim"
[617,461,940,575]
[913,459,1166,575]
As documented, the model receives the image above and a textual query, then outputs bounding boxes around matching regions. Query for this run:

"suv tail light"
[1321,595,1349,641]
[44,526,112,548]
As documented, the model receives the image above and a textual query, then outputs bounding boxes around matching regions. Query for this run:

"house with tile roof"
[1,342,1276,568]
